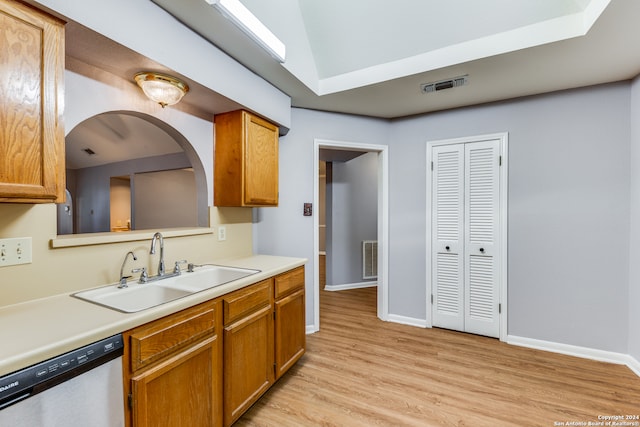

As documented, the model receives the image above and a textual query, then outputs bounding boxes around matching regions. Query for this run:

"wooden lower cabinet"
[123,300,222,427]
[131,337,218,427]
[274,267,306,379]
[222,279,274,426]
[122,266,306,427]
[274,288,305,379]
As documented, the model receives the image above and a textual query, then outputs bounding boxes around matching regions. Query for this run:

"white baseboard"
[507,335,640,378]
[628,355,640,377]
[324,281,377,292]
[306,324,318,335]
[387,313,429,328]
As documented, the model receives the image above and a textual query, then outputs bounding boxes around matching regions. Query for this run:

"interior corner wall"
[629,75,640,361]
[253,108,390,325]
[328,152,378,286]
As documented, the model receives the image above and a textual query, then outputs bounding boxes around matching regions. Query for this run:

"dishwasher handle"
[0,391,31,410]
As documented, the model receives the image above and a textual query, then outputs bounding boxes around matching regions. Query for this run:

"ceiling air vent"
[421,75,468,94]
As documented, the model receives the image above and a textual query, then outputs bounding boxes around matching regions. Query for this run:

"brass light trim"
[134,72,189,108]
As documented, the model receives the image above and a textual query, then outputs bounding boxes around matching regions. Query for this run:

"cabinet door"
[244,113,278,206]
[131,336,219,427]
[223,305,274,426]
[274,288,305,379]
[0,0,65,203]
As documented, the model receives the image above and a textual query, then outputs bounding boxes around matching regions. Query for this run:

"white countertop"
[0,254,306,377]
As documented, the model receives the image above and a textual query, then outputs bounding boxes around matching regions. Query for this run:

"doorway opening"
[313,139,389,331]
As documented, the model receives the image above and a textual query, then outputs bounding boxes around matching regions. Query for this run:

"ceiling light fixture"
[134,72,189,108]
[205,0,286,63]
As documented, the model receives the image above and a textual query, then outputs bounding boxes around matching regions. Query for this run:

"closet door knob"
[445,246,450,251]
[479,248,485,253]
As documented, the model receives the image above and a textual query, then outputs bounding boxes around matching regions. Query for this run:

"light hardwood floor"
[236,287,640,426]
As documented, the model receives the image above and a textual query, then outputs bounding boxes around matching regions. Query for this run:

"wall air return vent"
[421,75,468,94]
[362,240,378,280]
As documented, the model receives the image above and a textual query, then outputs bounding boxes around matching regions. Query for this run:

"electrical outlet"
[0,237,33,267]
[218,226,226,241]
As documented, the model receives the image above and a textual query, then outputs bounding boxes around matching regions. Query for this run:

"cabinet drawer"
[274,267,304,299]
[223,279,272,326]
[129,301,217,372]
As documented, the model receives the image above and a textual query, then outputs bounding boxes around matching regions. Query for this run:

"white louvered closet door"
[432,145,465,331]
[464,140,500,338]
[431,139,501,338]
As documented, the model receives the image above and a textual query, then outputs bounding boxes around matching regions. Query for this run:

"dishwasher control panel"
[0,334,123,409]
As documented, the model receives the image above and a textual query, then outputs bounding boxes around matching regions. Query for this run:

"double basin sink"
[73,265,259,313]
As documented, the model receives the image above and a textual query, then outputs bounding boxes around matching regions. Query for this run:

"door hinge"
[431,161,434,171]
[273,311,276,320]
[128,393,133,409]
[498,303,502,314]
[499,155,502,166]
[431,294,434,304]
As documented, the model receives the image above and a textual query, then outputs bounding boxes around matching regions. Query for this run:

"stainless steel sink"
[72,264,260,313]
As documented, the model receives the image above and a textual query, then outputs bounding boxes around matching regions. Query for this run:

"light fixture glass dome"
[134,72,189,108]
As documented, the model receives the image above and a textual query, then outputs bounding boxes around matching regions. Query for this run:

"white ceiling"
[66,113,184,169]
[148,0,640,118]
[58,0,640,168]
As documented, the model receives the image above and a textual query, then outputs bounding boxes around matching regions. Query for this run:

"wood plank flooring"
[236,287,640,426]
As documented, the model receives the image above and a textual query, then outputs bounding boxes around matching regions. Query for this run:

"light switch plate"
[218,226,226,241]
[0,237,32,267]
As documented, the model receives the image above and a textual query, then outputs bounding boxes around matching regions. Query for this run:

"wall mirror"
[57,111,208,235]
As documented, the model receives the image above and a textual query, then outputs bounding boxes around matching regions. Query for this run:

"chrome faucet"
[150,232,165,277]
[118,251,137,288]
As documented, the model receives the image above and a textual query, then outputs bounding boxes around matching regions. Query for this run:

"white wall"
[329,152,378,285]
[393,83,630,353]
[72,153,192,233]
[254,109,390,324]
[629,76,640,361]
[134,169,198,230]
[259,83,632,354]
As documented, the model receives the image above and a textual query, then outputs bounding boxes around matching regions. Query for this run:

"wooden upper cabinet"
[214,110,278,207]
[0,0,65,203]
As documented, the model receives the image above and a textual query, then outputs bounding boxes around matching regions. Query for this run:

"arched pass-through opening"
[60,110,208,235]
